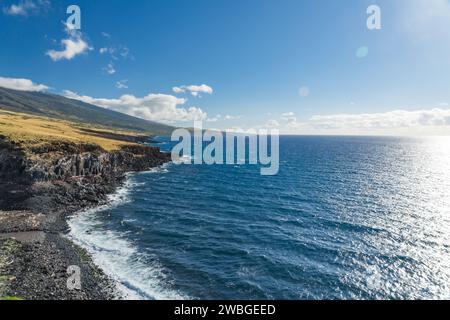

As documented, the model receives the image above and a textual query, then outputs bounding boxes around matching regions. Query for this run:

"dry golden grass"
[0,109,144,152]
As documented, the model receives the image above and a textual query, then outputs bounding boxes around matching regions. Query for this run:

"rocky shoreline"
[0,136,170,300]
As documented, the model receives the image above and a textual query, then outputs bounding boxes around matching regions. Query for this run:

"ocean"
[68,136,450,300]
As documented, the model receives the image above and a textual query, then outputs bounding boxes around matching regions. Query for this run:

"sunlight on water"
[69,136,450,300]
[339,136,450,299]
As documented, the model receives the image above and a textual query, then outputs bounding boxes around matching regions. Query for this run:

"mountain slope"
[0,87,174,135]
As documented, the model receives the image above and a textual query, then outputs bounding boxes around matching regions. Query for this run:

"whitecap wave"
[171,154,192,165]
[141,162,170,174]
[67,174,188,300]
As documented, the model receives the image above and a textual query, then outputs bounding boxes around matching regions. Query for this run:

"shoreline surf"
[67,165,188,300]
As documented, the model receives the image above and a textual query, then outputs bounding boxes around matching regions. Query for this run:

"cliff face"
[0,138,28,184]
[28,144,169,181]
[0,137,170,213]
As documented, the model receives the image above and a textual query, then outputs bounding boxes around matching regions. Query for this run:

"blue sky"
[1,0,450,135]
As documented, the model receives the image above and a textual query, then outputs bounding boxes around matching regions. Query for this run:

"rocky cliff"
[0,110,172,300]
[0,136,170,213]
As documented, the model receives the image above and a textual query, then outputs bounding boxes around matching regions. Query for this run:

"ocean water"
[68,136,450,300]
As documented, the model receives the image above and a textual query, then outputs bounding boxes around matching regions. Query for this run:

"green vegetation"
[0,296,24,301]
[0,87,173,135]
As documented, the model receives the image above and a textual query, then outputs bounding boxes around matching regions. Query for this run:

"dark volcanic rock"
[0,235,116,300]
[0,136,170,213]
[0,136,171,300]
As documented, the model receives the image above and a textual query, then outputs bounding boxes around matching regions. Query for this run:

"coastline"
[66,164,189,300]
[0,135,171,300]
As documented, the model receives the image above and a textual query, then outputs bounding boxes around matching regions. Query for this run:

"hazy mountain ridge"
[0,87,174,135]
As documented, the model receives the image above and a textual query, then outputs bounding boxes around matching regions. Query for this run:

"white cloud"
[99,47,117,57]
[281,112,298,126]
[99,44,132,61]
[3,0,50,16]
[4,3,28,15]
[281,112,295,119]
[115,79,128,89]
[46,35,90,61]
[277,108,450,135]
[0,76,49,92]
[206,115,221,122]
[46,25,92,61]
[266,119,280,128]
[308,109,450,129]
[206,114,241,122]
[63,90,208,123]
[120,46,130,59]
[98,43,133,75]
[172,84,213,97]
[104,62,116,75]
[224,115,241,120]
[172,87,185,94]
[187,84,213,94]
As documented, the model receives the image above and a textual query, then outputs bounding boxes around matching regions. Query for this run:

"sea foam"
[67,171,187,300]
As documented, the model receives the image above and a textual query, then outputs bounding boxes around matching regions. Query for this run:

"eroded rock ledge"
[0,137,170,213]
[0,136,170,300]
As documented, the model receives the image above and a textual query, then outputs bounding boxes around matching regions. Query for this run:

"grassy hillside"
[0,109,150,152]
[0,87,174,135]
